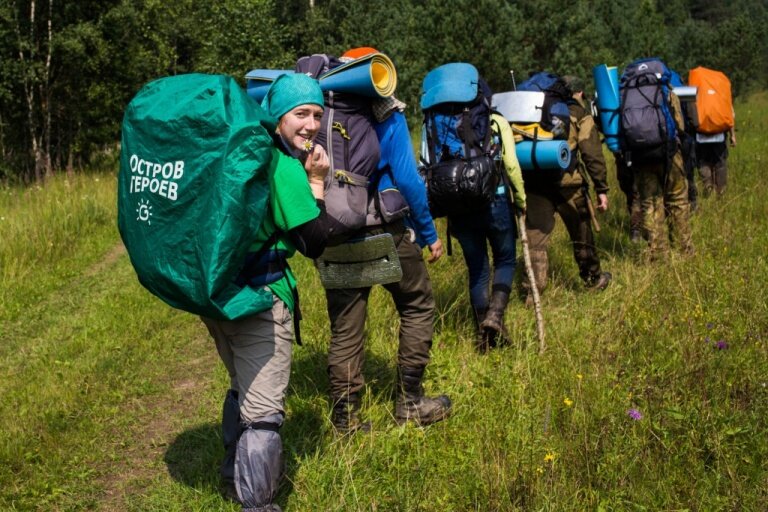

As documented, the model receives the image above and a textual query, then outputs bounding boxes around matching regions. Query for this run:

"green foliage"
[0,0,766,179]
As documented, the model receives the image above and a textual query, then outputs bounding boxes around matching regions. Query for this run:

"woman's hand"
[304,144,329,184]
[304,144,329,199]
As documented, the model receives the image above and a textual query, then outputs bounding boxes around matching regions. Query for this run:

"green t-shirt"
[249,147,319,312]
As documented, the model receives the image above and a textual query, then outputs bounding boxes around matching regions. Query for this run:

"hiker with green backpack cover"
[208,73,332,512]
[119,72,331,512]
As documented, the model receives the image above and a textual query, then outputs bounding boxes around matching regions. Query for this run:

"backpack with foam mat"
[420,62,500,219]
[296,54,384,241]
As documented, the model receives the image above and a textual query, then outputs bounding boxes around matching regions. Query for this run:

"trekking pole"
[516,210,545,353]
[509,70,517,91]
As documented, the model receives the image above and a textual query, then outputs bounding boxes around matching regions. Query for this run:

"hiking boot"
[586,271,612,291]
[395,365,452,426]
[221,480,240,504]
[630,229,642,243]
[331,393,371,435]
[472,306,490,352]
[480,291,511,348]
[524,293,534,309]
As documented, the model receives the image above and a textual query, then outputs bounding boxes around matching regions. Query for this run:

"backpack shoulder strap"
[461,108,475,158]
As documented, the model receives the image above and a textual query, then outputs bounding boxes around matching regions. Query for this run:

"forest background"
[1,0,767,183]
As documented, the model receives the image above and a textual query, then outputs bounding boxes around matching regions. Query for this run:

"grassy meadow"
[1,93,767,511]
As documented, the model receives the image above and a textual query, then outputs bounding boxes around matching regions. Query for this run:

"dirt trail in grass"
[91,243,222,510]
[98,346,218,510]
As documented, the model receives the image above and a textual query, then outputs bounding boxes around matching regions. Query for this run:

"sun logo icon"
[136,198,153,225]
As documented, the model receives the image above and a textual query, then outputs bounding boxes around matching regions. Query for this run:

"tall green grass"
[1,94,767,511]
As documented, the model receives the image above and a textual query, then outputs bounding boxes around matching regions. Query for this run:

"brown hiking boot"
[395,366,452,426]
[479,291,511,348]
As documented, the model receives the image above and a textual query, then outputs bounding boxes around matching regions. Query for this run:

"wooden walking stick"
[517,211,546,353]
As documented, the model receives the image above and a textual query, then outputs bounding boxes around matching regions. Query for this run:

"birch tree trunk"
[15,0,53,182]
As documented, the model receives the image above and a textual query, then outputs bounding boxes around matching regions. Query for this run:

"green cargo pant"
[522,185,603,293]
[325,222,435,399]
[635,151,694,257]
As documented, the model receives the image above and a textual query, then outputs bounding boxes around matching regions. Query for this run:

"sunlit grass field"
[1,93,766,511]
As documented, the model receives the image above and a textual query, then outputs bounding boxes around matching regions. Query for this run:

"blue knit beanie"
[261,73,324,121]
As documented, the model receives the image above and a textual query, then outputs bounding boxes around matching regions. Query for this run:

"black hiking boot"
[586,271,612,291]
[331,393,371,435]
[395,365,452,426]
[479,290,511,348]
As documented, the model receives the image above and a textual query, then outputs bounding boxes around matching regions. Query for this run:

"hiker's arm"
[728,106,736,146]
[375,112,439,247]
[286,201,330,259]
[493,114,526,211]
[670,93,686,134]
[576,114,609,196]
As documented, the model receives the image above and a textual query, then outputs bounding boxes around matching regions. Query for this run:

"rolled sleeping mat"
[318,52,397,98]
[244,69,292,102]
[492,91,544,123]
[515,140,572,171]
[592,64,621,153]
[420,62,479,110]
[671,85,697,102]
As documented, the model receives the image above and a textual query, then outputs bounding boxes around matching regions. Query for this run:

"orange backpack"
[688,66,734,134]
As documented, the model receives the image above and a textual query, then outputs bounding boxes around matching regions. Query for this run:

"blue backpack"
[619,57,677,165]
[517,72,571,139]
[420,63,499,219]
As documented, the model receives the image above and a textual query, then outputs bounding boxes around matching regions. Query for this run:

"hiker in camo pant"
[521,76,612,303]
[633,91,694,258]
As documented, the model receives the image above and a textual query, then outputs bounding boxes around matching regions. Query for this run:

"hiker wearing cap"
[202,73,330,511]
[322,47,452,435]
[521,75,612,305]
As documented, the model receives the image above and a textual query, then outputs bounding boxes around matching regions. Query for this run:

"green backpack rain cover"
[118,73,274,320]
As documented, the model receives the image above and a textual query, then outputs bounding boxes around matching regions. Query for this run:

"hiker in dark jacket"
[202,73,330,511]
[521,75,612,305]
[326,47,451,435]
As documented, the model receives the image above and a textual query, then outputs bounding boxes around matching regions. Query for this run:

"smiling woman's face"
[278,104,324,152]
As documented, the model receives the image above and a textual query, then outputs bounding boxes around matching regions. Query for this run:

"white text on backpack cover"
[128,154,184,201]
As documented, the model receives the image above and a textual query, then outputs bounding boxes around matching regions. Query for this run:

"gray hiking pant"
[202,293,293,510]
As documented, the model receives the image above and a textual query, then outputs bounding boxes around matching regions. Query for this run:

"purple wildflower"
[627,408,643,421]
[706,322,714,330]
[715,340,729,350]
